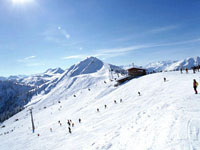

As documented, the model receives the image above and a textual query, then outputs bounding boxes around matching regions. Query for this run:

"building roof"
[127,67,146,71]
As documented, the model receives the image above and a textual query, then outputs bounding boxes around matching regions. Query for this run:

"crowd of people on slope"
[179,66,199,94]
[180,66,200,74]
[48,118,81,135]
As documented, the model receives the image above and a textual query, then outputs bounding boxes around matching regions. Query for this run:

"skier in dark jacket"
[180,68,183,74]
[193,79,198,94]
[68,127,72,134]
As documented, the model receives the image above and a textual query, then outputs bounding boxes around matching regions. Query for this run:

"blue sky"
[0,0,200,76]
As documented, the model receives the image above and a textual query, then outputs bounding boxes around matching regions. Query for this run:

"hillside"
[0,57,125,122]
[0,69,200,150]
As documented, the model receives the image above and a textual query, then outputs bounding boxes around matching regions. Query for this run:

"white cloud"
[157,38,200,47]
[24,55,36,60]
[61,38,200,61]
[17,55,45,67]
[18,55,36,62]
[150,25,179,33]
[93,38,200,59]
[62,55,86,60]
[98,45,155,54]
[113,25,179,42]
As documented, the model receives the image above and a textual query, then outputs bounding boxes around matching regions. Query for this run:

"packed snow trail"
[0,71,200,150]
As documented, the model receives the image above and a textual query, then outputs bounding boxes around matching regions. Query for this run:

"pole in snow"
[30,108,35,133]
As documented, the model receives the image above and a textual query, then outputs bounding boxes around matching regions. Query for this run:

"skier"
[79,118,81,123]
[104,105,107,109]
[120,99,122,103]
[164,77,167,82]
[193,67,196,74]
[68,127,72,134]
[138,92,141,96]
[180,68,183,74]
[97,108,100,112]
[114,100,117,104]
[185,68,188,74]
[67,120,71,126]
[193,79,198,94]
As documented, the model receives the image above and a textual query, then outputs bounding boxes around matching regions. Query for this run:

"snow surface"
[1,66,200,150]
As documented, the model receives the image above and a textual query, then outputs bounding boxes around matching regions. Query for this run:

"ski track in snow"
[0,70,200,150]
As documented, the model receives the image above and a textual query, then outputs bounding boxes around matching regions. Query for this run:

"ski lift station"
[116,67,146,86]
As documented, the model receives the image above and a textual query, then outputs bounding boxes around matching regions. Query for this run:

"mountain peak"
[45,67,64,74]
[66,56,104,77]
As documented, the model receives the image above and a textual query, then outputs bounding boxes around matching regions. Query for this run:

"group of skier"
[67,119,81,134]
[179,67,199,94]
[180,65,200,74]
[96,99,123,112]
[180,68,189,74]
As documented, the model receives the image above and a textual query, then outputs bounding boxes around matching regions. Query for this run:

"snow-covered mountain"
[0,80,34,122]
[0,57,125,122]
[17,67,64,87]
[0,75,27,81]
[145,56,200,72]
[7,75,28,80]
[65,57,104,77]
[145,60,177,72]
[31,57,125,96]
[0,76,6,81]
[165,56,200,71]
[44,67,64,75]
[1,69,200,150]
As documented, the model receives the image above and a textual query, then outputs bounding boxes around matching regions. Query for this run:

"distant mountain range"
[145,56,200,72]
[1,56,200,83]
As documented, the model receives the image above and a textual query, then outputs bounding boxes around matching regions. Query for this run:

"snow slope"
[0,68,200,150]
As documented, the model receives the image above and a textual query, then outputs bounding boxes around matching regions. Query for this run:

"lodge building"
[116,67,146,86]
